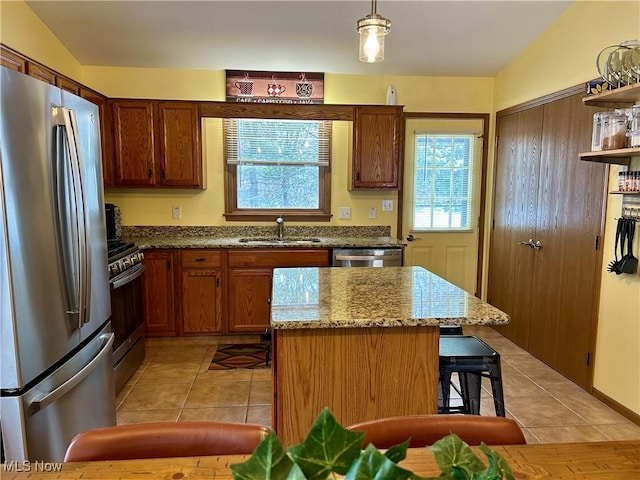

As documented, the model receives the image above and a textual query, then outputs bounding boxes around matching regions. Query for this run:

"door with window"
[402,118,485,295]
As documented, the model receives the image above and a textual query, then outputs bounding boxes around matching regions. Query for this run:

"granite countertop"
[270,266,510,329]
[122,225,406,250]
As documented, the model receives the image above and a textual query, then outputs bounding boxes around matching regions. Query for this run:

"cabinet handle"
[356,172,360,181]
[167,260,171,270]
[195,258,206,262]
[148,167,153,179]
[216,278,220,288]
[162,167,166,180]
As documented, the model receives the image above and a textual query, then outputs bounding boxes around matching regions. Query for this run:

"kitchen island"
[270,266,510,446]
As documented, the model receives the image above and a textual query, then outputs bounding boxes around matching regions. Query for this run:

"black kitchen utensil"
[607,217,624,273]
[621,218,638,274]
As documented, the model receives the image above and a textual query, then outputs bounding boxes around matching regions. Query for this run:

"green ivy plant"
[230,408,515,480]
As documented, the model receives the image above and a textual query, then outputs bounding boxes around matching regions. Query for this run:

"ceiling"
[25,0,572,77]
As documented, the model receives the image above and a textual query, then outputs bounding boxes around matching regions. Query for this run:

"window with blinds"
[412,133,479,231]
[224,119,331,211]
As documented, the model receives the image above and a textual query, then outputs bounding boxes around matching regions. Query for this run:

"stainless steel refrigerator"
[0,67,116,462]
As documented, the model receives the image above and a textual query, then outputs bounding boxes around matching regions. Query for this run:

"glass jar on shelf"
[602,113,628,150]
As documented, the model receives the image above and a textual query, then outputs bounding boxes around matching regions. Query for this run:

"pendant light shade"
[357,0,391,63]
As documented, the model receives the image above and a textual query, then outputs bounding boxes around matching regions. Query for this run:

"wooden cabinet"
[142,250,176,336]
[112,99,203,188]
[227,249,330,333]
[0,46,25,72]
[352,106,403,189]
[26,62,55,85]
[80,88,114,187]
[112,100,157,187]
[158,102,202,187]
[55,76,80,95]
[179,250,223,334]
[488,90,607,388]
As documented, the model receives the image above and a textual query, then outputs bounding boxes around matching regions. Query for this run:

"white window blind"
[225,119,331,166]
[412,133,481,231]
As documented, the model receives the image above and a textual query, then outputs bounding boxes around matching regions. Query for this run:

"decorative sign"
[226,70,324,104]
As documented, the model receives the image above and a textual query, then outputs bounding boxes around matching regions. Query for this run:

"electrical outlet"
[338,207,351,219]
[368,207,377,219]
[172,206,182,219]
[382,200,393,212]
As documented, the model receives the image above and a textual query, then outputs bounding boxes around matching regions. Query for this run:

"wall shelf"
[582,82,640,107]
[579,148,639,166]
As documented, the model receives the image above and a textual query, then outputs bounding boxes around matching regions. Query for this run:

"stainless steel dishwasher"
[331,248,403,267]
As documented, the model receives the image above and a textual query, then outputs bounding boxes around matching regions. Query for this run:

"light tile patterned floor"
[116,328,640,444]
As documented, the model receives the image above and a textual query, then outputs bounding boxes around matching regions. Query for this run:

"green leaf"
[478,443,515,480]
[429,434,485,478]
[230,432,301,480]
[384,439,409,464]
[345,444,414,480]
[288,408,365,480]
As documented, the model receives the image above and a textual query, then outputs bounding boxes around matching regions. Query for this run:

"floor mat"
[208,343,268,370]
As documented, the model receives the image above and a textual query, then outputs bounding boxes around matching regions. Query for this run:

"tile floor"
[116,327,640,445]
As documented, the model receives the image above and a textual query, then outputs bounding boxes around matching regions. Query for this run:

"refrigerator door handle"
[53,108,81,324]
[27,333,114,415]
[54,107,92,329]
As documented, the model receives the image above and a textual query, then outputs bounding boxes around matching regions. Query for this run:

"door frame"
[398,112,490,297]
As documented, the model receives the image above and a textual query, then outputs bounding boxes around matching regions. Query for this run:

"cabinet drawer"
[180,249,222,268]
[228,249,330,268]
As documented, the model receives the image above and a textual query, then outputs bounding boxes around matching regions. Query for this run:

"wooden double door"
[487,90,607,388]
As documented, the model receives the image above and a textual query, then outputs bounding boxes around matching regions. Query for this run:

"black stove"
[107,240,144,282]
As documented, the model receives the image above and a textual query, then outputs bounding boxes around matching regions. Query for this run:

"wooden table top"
[2,440,638,479]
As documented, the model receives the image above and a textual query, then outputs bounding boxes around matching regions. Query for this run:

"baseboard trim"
[591,388,640,426]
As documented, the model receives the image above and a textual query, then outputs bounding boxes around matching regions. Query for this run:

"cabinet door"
[227,268,272,333]
[157,102,202,188]
[55,76,80,95]
[26,62,55,85]
[352,106,402,189]
[487,106,543,349]
[80,89,114,188]
[0,46,25,72]
[112,100,156,186]
[181,269,223,333]
[528,94,606,387]
[142,251,176,336]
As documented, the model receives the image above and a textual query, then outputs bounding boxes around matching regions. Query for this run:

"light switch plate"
[368,207,377,219]
[338,207,351,219]
[172,206,182,219]
[382,200,393,212]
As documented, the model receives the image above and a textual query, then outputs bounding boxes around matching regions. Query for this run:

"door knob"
[518,239,535,248]
[406,234,423,242]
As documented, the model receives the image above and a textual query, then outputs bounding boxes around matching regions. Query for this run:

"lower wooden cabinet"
[227,268,273,333]
[226,249,330,333]
[142,250,176,336]
[179,250,223,334]
[142,248,330,335]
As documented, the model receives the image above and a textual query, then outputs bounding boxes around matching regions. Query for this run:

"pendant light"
[356,0,391,63]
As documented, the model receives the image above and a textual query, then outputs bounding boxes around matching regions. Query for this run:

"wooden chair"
[347,414,526,448]
[63,421,270,462]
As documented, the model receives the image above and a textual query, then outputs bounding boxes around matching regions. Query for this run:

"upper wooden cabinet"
[26,62,56,85]
[352,106,403,190]
[79,88,114,187]
[157,102,202,187]
[112,99,203,188]
[0,46,26,72]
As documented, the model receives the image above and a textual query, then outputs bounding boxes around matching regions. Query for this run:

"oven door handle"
[110,264,146,289]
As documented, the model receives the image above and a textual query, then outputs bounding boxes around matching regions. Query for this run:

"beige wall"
[3,0,639,415]
[494,0,640,415]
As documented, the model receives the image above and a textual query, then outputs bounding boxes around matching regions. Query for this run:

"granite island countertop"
[270,266,509,329]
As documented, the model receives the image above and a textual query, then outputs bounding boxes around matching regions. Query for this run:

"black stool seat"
[439,335,505,417]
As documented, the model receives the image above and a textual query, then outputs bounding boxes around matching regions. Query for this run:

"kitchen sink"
[238,237,322,244]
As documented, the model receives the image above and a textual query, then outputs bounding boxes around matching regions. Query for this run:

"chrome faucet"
[276,216,285,240]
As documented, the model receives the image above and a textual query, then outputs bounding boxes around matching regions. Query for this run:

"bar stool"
[438,335,505,417]
[260,328,272,367]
